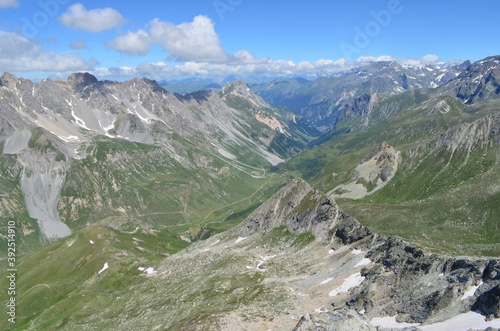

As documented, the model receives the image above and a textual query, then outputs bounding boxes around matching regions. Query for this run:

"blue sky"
[0,0,499,81]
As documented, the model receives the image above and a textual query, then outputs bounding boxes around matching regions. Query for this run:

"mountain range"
[1,56,500,330]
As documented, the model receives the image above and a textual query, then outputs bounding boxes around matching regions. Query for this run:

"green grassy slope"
[273,92,500,256]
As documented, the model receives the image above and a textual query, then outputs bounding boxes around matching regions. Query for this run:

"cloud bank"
[59,3,126,33]
[106,15,228,62]
[0,31,94,72]
[91,53,452,82]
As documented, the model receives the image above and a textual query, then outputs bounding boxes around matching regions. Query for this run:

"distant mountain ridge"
[253,60,470,131]
[274,55,500,257]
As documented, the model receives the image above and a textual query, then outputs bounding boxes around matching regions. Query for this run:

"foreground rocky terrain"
[3,179,499,330]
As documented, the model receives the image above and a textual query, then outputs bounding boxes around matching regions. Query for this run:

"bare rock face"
[67,72,99,92]
[349,238,496,323]
[242,178,371,244]
[241,178,500,329]
[446,55,500,104]
[328,142,401,200]
[436,112,500,152]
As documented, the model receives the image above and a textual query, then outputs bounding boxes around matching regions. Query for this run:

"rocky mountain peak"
[67,72,99,92]
[242,178,371,244]
[220,79,271,109]
[442,55,500,104]
[452,59,472,72]
[0,72,20,88]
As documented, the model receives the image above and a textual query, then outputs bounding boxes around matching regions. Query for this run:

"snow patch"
[135,110,152,124]
[328,249,335,254]
[71,109,91,130]
[320,278,334,285]
[461,281,483,300]
[98,262,109,275]
[370,316,420,329]
[234,237,246,244]
[211,239,221,246]
[329,272,365,296]
[351,249,363,255]
[138,267,157,274]
[354,258,372,268]
[58,135,79,143]
[315,307,328,314]
[419,311,500,331]
[89,240,94,245]
[246,255,276,272]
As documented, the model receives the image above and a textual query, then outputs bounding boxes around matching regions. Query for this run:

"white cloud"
[401,54,441,66]
[59,3,126,33]
[357,55,396,63]
[420,54,440,64]
[106,29,151,55]
[91,57,361,81]
[0,31,94,72]
[107,15,228,62]
[230,50,269,64]
[0,0,17,9]
[88,54,463,83]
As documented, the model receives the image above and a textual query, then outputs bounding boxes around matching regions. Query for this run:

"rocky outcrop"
[67,72,99,93]
[243,178,500,329]
[440,55,500,104]
[328,142,401,200]
[436,112,500,153]
[348,238,500,324]
[242,178,371,244]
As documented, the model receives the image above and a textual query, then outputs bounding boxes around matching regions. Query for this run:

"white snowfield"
[354,258,372,268]
[351,249,363,255]
[370,316,419,329]
[329,272,365,297]
[370,311,500,331]
[461,281,483,300]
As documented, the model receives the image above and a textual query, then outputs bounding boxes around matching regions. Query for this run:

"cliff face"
[242,178,500,329]
[242,178,372,244]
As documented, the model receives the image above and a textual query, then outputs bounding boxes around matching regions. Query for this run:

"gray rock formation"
[440,55,500,104]
[242,178,371,244]
[240,178,500,329]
